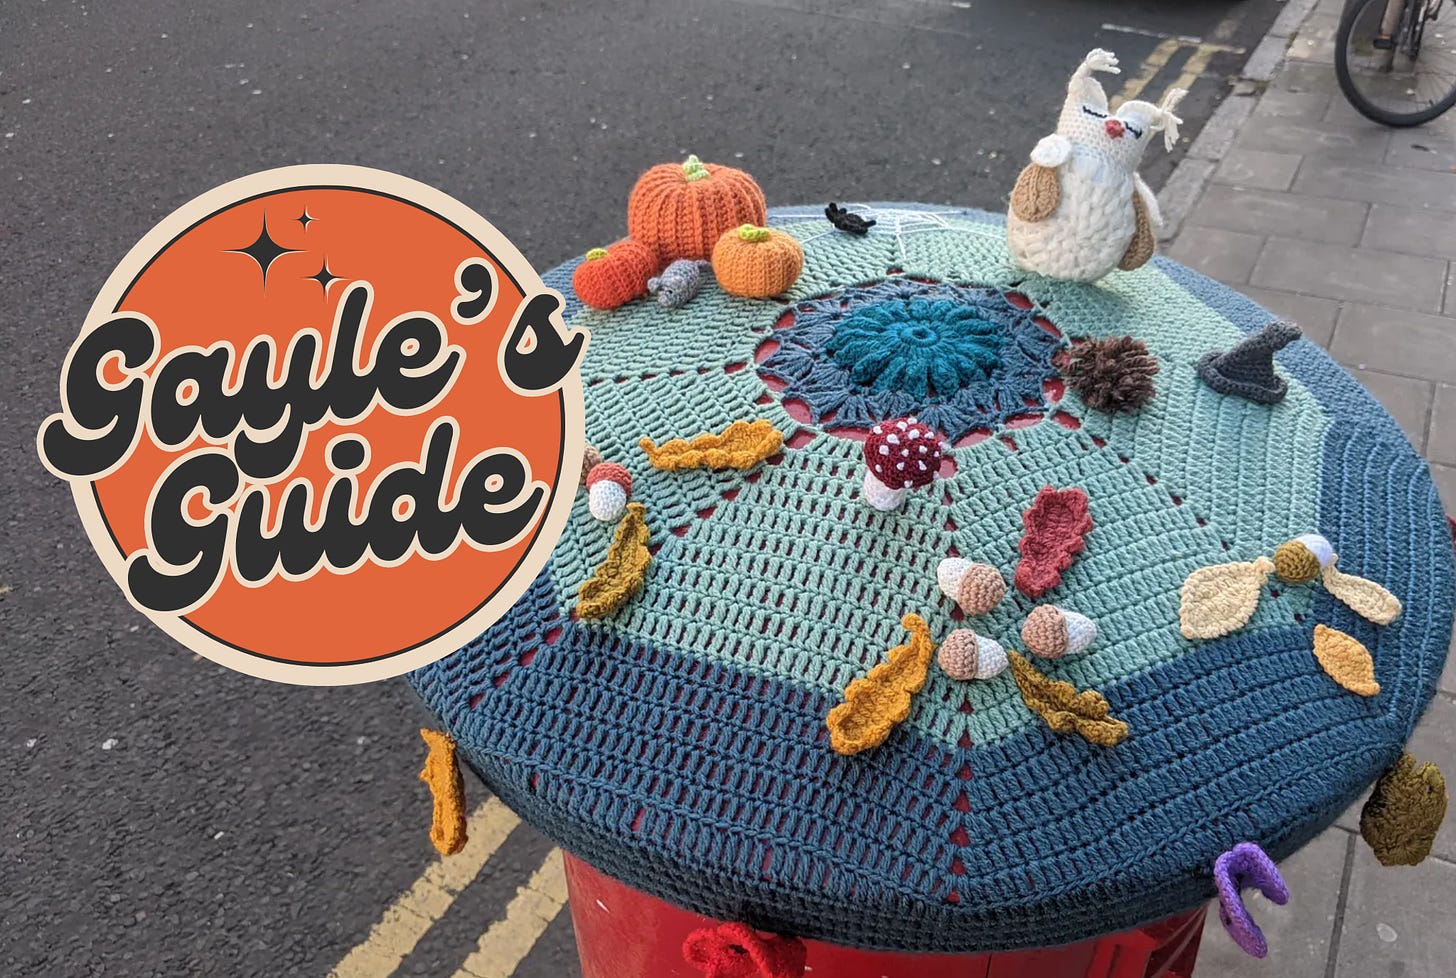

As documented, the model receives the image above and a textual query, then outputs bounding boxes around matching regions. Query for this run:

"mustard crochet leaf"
[577,502,652,619]
[640,419,784,471]
[1009,652,1128,747]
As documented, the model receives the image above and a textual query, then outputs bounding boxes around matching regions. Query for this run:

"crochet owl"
[1005,49,1187,283]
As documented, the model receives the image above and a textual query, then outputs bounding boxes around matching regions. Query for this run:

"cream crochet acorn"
[1006,49,1186,283]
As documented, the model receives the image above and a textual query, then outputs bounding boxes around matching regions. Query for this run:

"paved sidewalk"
[1162,1,1456,974]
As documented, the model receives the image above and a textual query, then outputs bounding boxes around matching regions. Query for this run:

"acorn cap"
[937,629,1008,681]
[586,461,632,493]
[956,564,1007,616]
[938,630,980,680]
[1022,605,1096,658]
[1022,605,1069,658]
[1272,533,1335,584]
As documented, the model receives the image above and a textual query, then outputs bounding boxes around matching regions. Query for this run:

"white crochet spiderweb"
[773,206,1001,259]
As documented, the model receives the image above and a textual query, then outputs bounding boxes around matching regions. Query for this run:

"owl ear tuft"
[1155,88,1188,150]
[1068,48,1119,113]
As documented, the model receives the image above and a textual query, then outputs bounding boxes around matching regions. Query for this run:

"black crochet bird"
[825,202,876,235]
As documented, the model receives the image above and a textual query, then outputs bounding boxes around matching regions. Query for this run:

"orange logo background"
[40,166,584,683]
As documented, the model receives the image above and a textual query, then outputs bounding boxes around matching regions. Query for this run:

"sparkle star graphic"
[227,218,301,289]
[295,208,315,229]
[307,259,342,294]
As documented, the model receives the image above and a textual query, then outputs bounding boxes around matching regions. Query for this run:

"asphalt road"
[1,1,1288,975]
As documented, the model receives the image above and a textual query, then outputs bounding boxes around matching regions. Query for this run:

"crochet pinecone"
[1062,336,1159,413]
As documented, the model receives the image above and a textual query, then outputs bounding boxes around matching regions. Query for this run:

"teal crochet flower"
[759,279,1064,442]
[826,298,1003,398]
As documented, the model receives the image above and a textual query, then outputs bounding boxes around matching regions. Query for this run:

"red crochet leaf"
[1015,487,1093,598]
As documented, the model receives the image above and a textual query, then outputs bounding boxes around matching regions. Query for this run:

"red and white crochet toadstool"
[861,417,944,511]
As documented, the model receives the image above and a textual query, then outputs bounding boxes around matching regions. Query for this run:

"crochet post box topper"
[1006,49,1186,283]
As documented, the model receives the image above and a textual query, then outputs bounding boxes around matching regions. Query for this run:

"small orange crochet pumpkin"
[572,238,659,310]
[627,155,767,264]
[711,225,804,298]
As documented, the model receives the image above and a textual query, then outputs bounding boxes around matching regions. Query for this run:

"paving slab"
[1362,204,1456,262]
[1165,227,1265,284]
[1431,463,1456,516]
[1337,840,1456,978]
[1254,87,1335,122]
[1384,133,1456,173]
[1434,385,1456,468]
[1287,17,1339,65]
[1274,61,1343,95]
[1293,157,1456,212]
[1240,286,1341,348]
[1236,115,1393,161]
[1212,148,1304,191]
[1255,242,1448,313]
[1330,303,1456,378]
[1187,185,1367,246]
[1198,827,1349,978]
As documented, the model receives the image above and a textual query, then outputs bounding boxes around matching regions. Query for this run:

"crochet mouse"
[1006,49,1187,283]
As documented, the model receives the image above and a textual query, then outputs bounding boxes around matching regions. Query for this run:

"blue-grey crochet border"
[408,205,1454,953]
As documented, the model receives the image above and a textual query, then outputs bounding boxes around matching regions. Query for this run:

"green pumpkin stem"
[585,247,610,260]
[682,155,711,182]
[737,225,771,243]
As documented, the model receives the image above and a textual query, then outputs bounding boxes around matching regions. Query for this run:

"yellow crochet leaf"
[577,502,652,619]
[1312,623,1380,696]
[826,614,935,756]
[419,729,468,856]
[1361,752,1449,866]
[639,419,784,471]
[1323,559,1402,625]
[1008,652,1129,747]
[1179,556,1274,640]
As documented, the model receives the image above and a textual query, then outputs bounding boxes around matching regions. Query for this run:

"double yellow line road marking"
[455,856,569,978]
[1115,37,1245,105]
[1110,11,1248,107]
[328,799,569,978]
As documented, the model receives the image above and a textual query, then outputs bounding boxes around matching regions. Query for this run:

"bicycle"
[1335,0,1456,125]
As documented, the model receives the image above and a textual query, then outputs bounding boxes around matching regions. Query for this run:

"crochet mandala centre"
[757,279,1065,443]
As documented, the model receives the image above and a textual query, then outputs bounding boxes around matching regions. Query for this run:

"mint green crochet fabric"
[558,209,1322,748]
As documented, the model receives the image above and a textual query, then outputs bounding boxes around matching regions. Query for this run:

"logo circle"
[39,165,584,684]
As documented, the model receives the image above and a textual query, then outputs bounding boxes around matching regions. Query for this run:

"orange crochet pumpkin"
[572,238,659,310]
[627,155,767,264]
[711,225,804,298]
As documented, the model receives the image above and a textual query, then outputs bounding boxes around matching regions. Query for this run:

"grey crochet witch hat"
[1196,320,1302,405]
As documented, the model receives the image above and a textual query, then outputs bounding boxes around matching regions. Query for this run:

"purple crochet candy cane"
[1213,842,1289,958]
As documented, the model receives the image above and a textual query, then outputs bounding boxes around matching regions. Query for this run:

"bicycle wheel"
[1336,0,1456,126]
